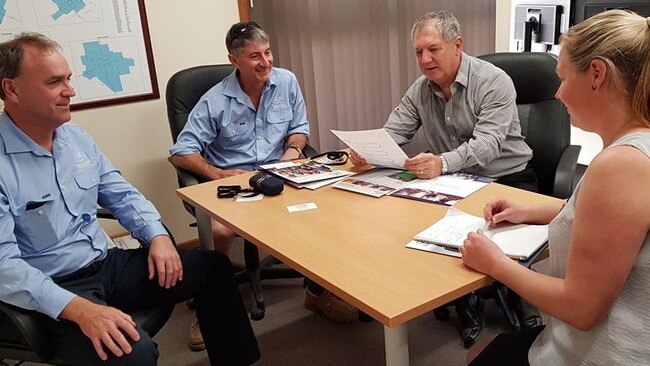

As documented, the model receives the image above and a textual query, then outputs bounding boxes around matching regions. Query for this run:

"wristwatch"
[286,145,302,155]
[439,155,448,174]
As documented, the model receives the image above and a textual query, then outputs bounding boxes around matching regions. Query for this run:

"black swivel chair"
[0,208,175,366]
[479,52,581,199]
[474,52,581,328]
[166,64,313,321]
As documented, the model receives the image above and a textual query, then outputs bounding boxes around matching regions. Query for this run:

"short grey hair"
[0,32,61,100]
[411,11,461,42]
[225,21,270,56]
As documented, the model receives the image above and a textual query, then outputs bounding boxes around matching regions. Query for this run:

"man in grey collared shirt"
[353,11,534,190]
[353,11,538,348]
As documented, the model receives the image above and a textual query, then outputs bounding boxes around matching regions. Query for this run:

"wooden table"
[177,168,558,365]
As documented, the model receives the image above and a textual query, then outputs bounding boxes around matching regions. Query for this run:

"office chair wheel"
[250,307,265,321]
[433,307,451,321]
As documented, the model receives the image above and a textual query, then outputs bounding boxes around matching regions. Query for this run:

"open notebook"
[408,207,548,260]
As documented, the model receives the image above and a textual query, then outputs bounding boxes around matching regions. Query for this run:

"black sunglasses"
[227,22,260,52]
[309,151,349,166]
[217,185,258,198]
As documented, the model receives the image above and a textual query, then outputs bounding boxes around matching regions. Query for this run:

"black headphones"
[309,151,349,166]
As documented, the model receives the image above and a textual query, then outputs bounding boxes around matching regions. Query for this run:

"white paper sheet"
[331,128,408,169]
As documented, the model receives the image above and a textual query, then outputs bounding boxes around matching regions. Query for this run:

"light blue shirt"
[0,114,167,319]
[170,67,310,170]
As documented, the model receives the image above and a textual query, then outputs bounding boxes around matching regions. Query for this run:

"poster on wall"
[0,0,158,110]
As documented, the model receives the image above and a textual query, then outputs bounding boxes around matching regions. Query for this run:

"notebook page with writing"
[413,207,548,260]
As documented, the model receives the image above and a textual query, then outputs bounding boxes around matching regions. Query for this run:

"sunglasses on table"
[217,185,258,198]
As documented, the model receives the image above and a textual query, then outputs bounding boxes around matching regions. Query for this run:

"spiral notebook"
[410,208,548,260]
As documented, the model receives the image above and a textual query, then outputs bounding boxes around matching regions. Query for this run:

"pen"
[481,219,491,232]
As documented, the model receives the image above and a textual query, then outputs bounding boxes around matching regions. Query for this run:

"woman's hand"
[460,230,510,276]
[483,198,528,225]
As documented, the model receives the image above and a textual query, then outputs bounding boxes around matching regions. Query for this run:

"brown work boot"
[187,317,205,351]
[304,289,357,323]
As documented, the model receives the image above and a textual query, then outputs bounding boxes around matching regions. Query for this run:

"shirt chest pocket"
[71,172,100,214]
[12,198,58,252]
[267,107,293,135]
[219,119,253,144]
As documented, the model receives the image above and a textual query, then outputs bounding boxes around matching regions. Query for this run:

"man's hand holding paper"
[331,128,408,169]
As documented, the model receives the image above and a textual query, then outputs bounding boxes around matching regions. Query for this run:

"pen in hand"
[481,219,491,233]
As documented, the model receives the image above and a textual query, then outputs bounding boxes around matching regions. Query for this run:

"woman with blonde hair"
[462,9,650,365]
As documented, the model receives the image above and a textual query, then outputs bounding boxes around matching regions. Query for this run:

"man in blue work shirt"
[170,21,357,351]
[0,33,260,365]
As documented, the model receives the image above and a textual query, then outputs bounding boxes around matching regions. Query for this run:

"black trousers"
[44,248,260,366]
[469,325,545,366]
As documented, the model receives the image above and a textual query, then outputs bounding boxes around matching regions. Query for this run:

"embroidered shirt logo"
[74,152,91,169]
[270,96,288,111]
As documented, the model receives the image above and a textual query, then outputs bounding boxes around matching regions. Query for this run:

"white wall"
[70,1,239,242]
[495,0,512,52]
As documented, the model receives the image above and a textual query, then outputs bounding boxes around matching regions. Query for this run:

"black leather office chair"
[479,52,581,198]
[166,64,313,321]
[0,208,174,366]
[474,51,581,328]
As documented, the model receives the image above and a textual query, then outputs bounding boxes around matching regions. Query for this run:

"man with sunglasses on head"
[170,21,357,352]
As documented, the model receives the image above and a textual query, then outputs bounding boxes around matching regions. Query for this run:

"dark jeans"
[45,248,260,366]
[469,325,545,366]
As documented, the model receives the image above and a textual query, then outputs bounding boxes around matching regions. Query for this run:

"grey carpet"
[156,279,512,366]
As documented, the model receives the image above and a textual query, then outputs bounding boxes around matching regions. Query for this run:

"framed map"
[0,0,158,110]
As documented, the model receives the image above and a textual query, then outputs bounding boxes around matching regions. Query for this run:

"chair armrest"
[97,208,177,246]
[302,144,319,159]
[0,301,53,360]
[96,207,115,220]
[553,144,582,199]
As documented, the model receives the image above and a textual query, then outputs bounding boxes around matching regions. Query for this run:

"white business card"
[286,202,318,213]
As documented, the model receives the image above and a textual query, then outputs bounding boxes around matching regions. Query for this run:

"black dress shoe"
[455,295,483,348]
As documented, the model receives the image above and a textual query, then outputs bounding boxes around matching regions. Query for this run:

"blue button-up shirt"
[0,114,167,319]
[170,67,310,170]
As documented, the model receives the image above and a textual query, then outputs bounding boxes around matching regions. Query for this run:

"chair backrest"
[478,52,571,196]
[166,64,235,143]
[166,64,235,218]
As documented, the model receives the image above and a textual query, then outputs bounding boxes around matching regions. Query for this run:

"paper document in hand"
[391,173,494,206]
[330,128,408,169]
[333,168,416,197]
[259,161,354,184]
[411,207,548,260]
